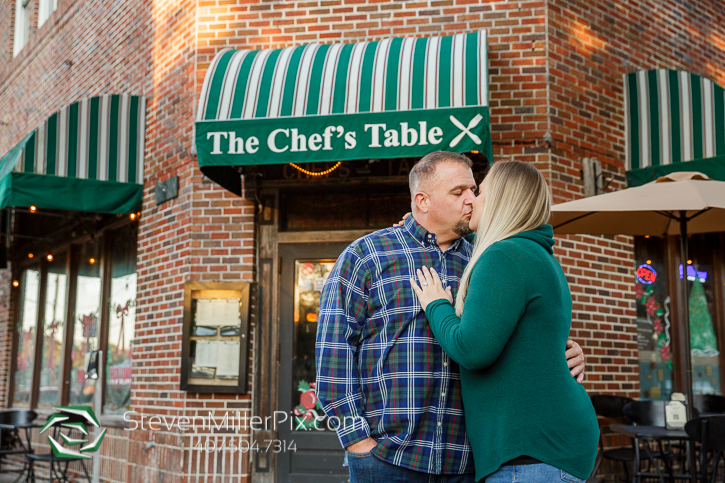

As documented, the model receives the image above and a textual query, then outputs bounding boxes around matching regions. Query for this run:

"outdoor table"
[0,422,44,483]
[611,424,695,483]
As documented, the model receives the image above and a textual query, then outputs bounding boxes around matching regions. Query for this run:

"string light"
[12,280,19,287]
[289,162,342,177]
[89,258,96,264]
[28,253,34,259]
[47,254,54,262]
[29,206,37,213]
[644,235,650,238]
[687,260,692,265]
[646,260,651,264]
[130,213,137,220]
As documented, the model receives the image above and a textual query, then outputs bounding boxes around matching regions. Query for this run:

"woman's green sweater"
[426,225,599,482]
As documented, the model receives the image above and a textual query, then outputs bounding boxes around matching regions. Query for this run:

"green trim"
[411,38,427,110]
[627,74,640,170]
[256,49,282,117]
[108,95,119,182]
[627,154,725,186]
[204,50,235,120]
[358,41,378,113]
[384,38,403,111]
[230,50,260,119]
[647,70,660,166]
[0,172,142,214]
[306,44,331,115]
[332,44,354,114]
[67,102,79,177]
[280,47,304,117]
[46,113,57,175]
[23,132,35,173]
[691,73,703,160]
[668,70,682,164]
[128,97,139,183]
[715,84,725,155]
[464,32,479,106]
[437,35,452,108]
[88,97,100,180]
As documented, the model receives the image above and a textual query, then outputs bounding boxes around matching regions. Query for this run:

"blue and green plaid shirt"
[315,215,474,475]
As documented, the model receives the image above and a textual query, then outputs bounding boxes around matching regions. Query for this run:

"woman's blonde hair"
[454,160,552,316]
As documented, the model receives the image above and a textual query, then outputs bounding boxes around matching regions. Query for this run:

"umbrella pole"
[678,211,697,481]
[677,211,694,418]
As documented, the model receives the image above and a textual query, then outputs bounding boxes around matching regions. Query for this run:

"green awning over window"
[0,95,146,214]
[196,31,491,195]
[624,69,725,170]
[627,154,725,187]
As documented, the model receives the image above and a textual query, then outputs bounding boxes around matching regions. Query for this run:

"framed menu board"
[180,281,251,393]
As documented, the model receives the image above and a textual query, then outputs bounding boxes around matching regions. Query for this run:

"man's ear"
[413,192,429,213]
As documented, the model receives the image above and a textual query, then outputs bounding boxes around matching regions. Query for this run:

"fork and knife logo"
[449,114,483,147]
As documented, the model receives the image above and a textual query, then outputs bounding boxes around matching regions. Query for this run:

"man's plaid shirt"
[315,215,474,475]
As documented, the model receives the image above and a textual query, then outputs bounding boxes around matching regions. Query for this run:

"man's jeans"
[347,450,476,483]
[484,463,584,483]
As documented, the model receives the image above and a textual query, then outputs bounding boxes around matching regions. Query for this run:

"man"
[315,151,586,482]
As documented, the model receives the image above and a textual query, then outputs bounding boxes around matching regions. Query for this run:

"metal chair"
[0,410,37,475]
[589,395,638,482]
[694,395,725,416]
[623,400,693,482]
[20,413,92,483]
[684,416,725,483]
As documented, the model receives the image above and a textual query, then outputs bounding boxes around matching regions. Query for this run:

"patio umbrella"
[551,171,725,418]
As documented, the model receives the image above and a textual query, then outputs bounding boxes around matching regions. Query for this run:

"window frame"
[10,219,137,420]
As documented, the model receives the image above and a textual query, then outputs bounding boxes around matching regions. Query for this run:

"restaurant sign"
[196,106,491,168]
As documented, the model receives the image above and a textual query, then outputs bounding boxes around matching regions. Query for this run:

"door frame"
[251,186,373,483]
[276,242,350,483]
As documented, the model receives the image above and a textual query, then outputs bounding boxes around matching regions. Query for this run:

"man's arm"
[315,245,373,450]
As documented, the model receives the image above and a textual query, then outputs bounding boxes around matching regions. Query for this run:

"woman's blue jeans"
[484,464,584,483]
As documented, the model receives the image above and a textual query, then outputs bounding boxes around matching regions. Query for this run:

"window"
[38,0,56,28]
[11,222,138,415]
[12,266,40,407]
[13,0,32,57]
[38,252,68,409]
[105,226,137,415]
[635,234,724,400]
[69,239,102,406]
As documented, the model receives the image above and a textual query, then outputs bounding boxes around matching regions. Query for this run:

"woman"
[410,160,599,483]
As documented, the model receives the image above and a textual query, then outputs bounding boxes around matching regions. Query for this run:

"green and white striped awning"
[196,31,491,194]
[0,95,145,214]
[625,69,725,170]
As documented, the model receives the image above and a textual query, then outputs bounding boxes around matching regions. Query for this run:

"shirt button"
[443,362,448,367]
[437,422,442,427]
[441,392,446,397]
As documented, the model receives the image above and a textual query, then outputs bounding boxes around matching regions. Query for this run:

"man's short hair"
[409,151,473,197]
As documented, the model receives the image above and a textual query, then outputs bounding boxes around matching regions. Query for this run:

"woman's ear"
[413,192,429,213]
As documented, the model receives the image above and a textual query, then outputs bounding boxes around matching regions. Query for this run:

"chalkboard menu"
[180,281,251,393]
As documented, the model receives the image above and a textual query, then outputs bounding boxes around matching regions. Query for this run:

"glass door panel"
[635,237,673,400]
[70,240,102,405]
[38,253,68,408]
[686,234,721,395]
[105,225,137,415]
[13,267,41,407]
[292,259,335,431]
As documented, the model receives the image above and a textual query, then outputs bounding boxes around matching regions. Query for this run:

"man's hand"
[566,340,586,384]
[346,437,377,453]
[393,212,411,227]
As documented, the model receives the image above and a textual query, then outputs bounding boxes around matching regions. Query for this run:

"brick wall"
[2,0,725,481]
[547,0,725,398]
[0,269,14,409]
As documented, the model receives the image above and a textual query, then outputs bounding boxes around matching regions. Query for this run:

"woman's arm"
[424,248,527,371]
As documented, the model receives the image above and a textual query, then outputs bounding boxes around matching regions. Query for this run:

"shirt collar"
[404,215,464,252]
